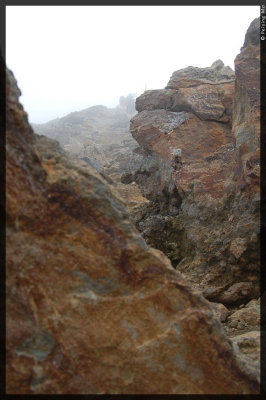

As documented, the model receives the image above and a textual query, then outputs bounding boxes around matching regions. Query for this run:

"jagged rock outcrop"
[136,60,234,122]
[129,60,235,219]
[126,19,260,307]
[6,67,260,394]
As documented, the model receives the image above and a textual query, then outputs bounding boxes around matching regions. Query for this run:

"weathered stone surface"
[166,60,234,89]
[231,331,260,376]
[217,282,259,305]
[232,17,260,193]
[126,19,260,307]
[242,17,260,48]
[229,238,248,259]
[6,69,260,394]
[131,109,232,163]
[170,85,229,121]
[136,62,234,124]
[129,59,235,218]
[136,85,232,122]
[135,89,176,112]
[211,303,230,322]
[115,178,152,222]
[227,299,260,329]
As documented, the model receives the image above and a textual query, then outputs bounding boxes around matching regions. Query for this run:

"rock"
[232,331,260,351]
[231,331,260,374]
[203,286,225,300]
[135,85,232,122]
[242,17,260,48]
[210,303,230,322]
[170,85,228,121]
[229,238,247,259]
[246,298,260,308]
[135,89,176,112]
[129,60,235,215]
[217,282,259,305]
[166,60,234,90]
[126,19,260,304]
[232,17,260,193]
[6,68,260,394]
[115,178,152,222]
[227,300,260,328]
[121,172,134,184]
[131,109,232,167]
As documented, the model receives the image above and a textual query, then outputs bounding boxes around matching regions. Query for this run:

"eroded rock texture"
[6,64,260,393]
[126,19,260,307]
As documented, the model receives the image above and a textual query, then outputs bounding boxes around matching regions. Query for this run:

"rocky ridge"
[32,102,138,181]
[5,56,260,393]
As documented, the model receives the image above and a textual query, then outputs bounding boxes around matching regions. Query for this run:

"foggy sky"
[6,5,260,124]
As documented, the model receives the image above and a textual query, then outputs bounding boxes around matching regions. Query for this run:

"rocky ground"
[6,18,261,395]
[7,66,261,394]
[112,189,261,379]
[33,17,261,383]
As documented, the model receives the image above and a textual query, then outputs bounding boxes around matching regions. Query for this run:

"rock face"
[232,18,260,194]
[6,67,260,394]
[126,19,260,306]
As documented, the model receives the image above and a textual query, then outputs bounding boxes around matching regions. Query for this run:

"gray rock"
[166,60,235,89]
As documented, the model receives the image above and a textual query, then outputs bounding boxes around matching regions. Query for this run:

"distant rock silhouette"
[33,100,137,180]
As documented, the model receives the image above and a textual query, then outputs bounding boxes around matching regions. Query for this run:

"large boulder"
[130,59,235,206]
[5,68,259,394]
[166,59,235,89]
[136,64,234,122]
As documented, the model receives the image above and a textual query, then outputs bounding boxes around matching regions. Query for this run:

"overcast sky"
[6,5,260,124]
